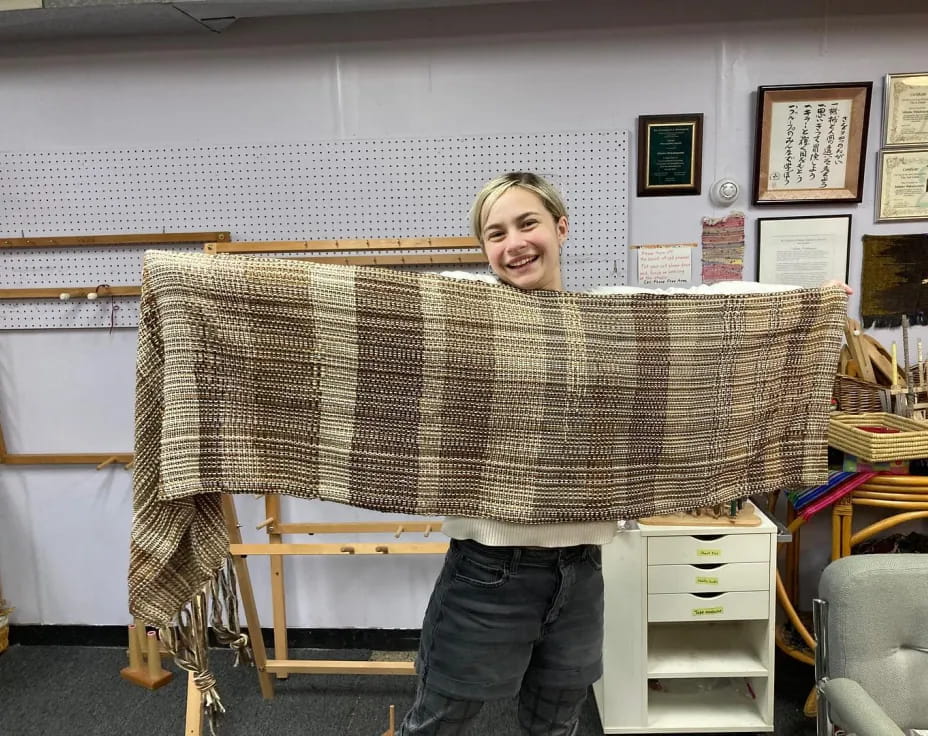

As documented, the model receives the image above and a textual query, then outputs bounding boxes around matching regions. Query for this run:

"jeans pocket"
[585,545,603,571]
[452,554,509,589]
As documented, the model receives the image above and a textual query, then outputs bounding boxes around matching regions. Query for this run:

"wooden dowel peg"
[340,546,356,554]
[96,456,118,470]
[127,624,143,671]
[256,517,275,530]
[382,704,396,736]
[375,545,389,554]
[892,342,899,388]
[134,622,148,660]
[146,631,161,681]
[423,524,432,538]
[394,525,405,538]
[124,460,135,470]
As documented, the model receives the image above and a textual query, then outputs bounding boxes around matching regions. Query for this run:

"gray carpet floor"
[0,645,815,735]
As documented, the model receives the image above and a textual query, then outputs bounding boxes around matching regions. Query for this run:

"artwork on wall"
[883,72,928,147]
[757,215,850,287]
[701,211,744,284]
[860,233,928,327]
[752,82,872,205]
[636,113,703,196]
[876,72,928,223]
[876,148,928,222]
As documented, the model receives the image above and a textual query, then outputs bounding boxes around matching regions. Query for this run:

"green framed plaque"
[637,113,703,196]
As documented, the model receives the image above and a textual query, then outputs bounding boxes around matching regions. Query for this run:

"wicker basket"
[829,412,928,462]
[833,375,886,413]
[0,620,8,655]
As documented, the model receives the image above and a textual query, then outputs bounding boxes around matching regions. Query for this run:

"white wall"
[1,3,927,628]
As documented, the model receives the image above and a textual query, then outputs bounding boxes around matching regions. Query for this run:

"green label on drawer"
[697,549,721,557]
[695,576,719,585]
[692,606,724,616]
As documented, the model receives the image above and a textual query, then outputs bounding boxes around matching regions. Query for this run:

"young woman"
[397,172,612,736]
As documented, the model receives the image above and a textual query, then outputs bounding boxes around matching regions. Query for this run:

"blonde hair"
[470,172,568,244]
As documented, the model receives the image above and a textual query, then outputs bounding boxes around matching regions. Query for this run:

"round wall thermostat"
[710,178,740,207]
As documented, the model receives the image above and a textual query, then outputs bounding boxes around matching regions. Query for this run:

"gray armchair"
[813,554,928,736]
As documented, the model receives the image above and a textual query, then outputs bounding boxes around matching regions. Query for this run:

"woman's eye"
[522,220,537,228]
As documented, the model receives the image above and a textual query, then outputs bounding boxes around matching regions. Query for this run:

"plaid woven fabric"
[129,251,846,626]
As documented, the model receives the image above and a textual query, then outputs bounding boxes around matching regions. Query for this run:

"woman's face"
[480,186,567,292]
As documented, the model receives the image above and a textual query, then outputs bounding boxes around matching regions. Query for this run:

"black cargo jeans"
[397,538,604,735]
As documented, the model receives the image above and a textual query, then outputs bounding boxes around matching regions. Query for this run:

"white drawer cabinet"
[593,502,777,734]
[647,534,769,565]
[647,591,769,622]
[647,562,769,594]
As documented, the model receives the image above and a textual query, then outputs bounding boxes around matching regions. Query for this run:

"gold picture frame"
[883,72,928,147]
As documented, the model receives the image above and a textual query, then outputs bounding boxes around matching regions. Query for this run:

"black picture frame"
[756,214,851,286]
[637,113,703,197]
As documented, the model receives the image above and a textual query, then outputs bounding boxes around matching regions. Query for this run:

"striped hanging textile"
[128,250,846,723]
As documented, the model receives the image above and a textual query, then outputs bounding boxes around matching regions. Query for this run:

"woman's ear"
[557,216,568,246]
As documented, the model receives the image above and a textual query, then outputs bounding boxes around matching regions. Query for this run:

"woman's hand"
[821,279,853,295]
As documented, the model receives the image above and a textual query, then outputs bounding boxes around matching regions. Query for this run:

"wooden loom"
[0,230,230,469]
[0,231,233,687]
[182,236,486,736]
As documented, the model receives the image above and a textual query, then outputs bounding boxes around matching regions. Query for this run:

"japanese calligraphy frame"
[752,82,873,205]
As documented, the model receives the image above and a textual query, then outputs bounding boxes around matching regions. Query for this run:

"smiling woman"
[470,172,569,292]
[399,171,616,736]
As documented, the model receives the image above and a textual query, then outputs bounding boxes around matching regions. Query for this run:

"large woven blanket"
[129,251,846,628]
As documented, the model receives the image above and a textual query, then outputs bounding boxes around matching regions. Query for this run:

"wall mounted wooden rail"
[1,230,232,299]
[204,237,486,267]
[1,231,230,249]
[204,236,479,255]
[0,285,142,300]
[0,403,132,468]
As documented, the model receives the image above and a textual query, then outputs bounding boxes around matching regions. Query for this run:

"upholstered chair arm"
[820,678,906,736]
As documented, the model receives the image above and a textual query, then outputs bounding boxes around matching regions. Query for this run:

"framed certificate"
[883,72,928,147]
[752,82,872,205]
[756,215,851,286]
[637,113,703,196]
[876,148,928,222]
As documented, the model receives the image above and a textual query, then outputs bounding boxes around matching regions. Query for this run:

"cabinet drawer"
[647,534,769,565]
[648,591,769,622]
[648,562,769,594]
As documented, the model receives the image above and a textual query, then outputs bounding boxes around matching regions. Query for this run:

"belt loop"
[510,547,521,575]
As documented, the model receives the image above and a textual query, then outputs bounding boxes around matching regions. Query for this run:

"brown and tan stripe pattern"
[130,250,846,626]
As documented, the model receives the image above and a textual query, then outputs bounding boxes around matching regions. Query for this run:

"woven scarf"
[129,251,845,720]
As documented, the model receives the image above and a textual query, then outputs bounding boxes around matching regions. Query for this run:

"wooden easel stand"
[183,495,446,735]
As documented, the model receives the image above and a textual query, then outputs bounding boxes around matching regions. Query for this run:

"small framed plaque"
[752,82,872,205]
[883,72,928,147]
[876,148,928,222]
[637,113,703,196]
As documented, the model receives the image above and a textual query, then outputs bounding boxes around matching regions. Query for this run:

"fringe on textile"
[158,556,252,736]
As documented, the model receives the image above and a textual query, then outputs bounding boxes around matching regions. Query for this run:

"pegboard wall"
[0,130,628,329]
